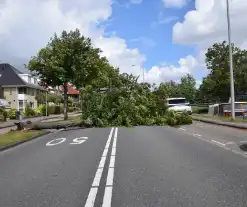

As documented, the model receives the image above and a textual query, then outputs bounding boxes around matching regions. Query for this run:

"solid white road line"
[105,142,110,149]
[106,168,114,186]
[84,127,114,207]
[84,187,98,207]
[102,187,113,207]
[179,128,186,131]
[114,127,118,138]
[109,156,115,168]
[92,168,104,187]
[111,147,116,156]
[102,127,118,207]
[112,138,117,148]
[102,148,108,157]
[211,140,226,146]
[99,156,107,168]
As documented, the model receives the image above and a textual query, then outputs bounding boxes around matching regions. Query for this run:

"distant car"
[166,97,192,115]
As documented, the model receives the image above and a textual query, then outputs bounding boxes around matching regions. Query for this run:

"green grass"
[192,106,208,114]
[47,115,82,124]
[193,113,247,123]
[0,130,45,147]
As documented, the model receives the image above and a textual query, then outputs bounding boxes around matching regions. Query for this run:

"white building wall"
[19,74,38,85]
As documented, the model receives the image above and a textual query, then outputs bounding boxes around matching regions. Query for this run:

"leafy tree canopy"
[27,29,103,119]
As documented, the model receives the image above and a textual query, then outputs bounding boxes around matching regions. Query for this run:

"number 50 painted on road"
[46,137,88,146]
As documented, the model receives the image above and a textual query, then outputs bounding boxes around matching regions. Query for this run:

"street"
[1,124,247,207]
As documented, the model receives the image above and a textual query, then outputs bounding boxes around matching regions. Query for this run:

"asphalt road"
[1,124,247,207]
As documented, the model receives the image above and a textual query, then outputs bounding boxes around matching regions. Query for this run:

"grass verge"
[47,115,82,125]
[0,130,45,147]
[193,114,247,123]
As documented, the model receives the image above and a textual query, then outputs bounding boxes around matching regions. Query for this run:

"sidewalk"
[192,116,247,130]
[0,112,80,129]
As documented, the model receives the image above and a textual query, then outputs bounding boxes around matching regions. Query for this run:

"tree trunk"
[63,83,68,120]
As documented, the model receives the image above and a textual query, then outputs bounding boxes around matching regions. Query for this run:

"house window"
[24,100,27,108]
[19,100,24,109]
[34,78,37,85]
[30,88,34,96]
[9,88,12,95]
[18,87,27,94]
[28,76,31,83]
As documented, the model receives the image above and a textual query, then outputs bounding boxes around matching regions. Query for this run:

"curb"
[0,124,15,129]
[0,116,62,130]
[63,126,87,131]
[0,131,51,152]
[0,113,80,130]
[192,117,247,130]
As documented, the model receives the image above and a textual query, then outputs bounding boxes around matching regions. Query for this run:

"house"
[0,63,46,111]
[61,83,80,103]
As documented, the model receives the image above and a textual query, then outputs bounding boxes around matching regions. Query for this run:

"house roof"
[67,84,80,95]
[60,83,80,95]
[0,63,45,90]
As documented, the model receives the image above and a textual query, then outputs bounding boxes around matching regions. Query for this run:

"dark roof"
[0,63,45,90]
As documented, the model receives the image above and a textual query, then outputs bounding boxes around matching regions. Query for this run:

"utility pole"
[226,0,235,120]
[142,65,144,83]
[46,88,48,116]
[132,64,145,83]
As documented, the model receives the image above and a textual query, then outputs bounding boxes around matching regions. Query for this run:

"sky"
[1,0,247,88]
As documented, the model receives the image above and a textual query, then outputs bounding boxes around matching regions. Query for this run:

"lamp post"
[226,0,235,120]
[132,64,145,82]
[46,89,48,116]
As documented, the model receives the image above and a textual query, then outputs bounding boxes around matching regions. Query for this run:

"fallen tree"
[80,74,192,127]
[14,119,93,130]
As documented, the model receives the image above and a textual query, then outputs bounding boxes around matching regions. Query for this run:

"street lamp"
[132,64,145,82]
[226,0,235,120]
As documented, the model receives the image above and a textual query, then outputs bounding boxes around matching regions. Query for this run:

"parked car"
[166,97,192,115]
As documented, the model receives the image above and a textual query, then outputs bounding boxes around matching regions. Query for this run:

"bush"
[36,105,49,116]
[49,105,55,115]
[68,107,74,112]
[192,106,208,114]
[54,105,61,114]
[0,108,8,121]
[24,104,36,117]
[154,117,167,126]
[3,110,8,121]
[8,109,17,119]
[60,105,64,114]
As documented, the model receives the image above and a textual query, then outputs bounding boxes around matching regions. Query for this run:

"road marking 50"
[46,137,88,146]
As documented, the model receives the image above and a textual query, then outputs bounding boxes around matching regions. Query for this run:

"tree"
[198,41,247,102]
[27,29,102,120]
[179,74,196,103]
[35,93,63,105]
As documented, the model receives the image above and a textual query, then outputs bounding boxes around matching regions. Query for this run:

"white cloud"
[173,0,247,49]
[95,35,146,76]
[170,0,247,85]
[163,0,189,8]
[0,0,144,80]
[145,55,201,84]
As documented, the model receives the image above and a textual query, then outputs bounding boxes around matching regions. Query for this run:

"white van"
[166,97,192,115]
